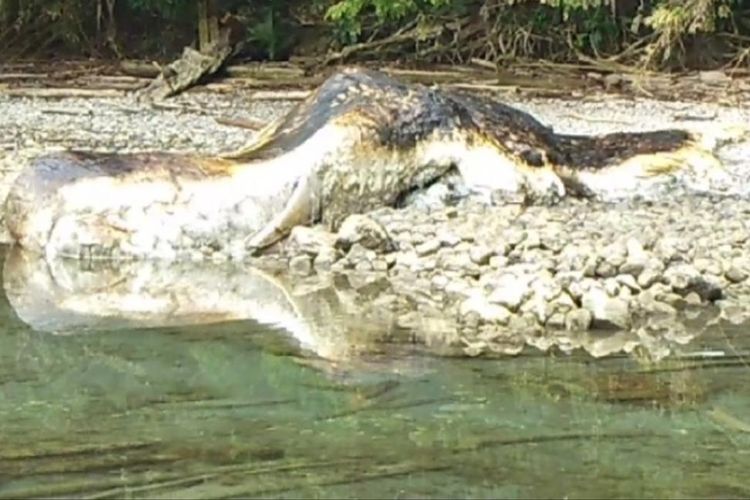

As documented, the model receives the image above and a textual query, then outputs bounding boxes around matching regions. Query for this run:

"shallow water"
[1,248,750,498]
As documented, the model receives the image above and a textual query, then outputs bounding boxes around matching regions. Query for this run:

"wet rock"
[336,214,394,253]
[581,286,630,329]
[718,300,750,324]
[664,264,723,301]
[635,290,678,318]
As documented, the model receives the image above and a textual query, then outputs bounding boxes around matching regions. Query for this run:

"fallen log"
[0,88,126,98]
[137,25,237,100]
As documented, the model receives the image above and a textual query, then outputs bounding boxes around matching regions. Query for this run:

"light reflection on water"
[0,246,749,498]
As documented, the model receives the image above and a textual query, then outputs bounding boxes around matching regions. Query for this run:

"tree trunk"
[197,0,220,51]
[1,0,20,30]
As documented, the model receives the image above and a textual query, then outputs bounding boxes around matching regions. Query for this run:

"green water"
[1,250,750,498]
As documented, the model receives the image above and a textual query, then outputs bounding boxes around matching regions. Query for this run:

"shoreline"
[1,72,749,358]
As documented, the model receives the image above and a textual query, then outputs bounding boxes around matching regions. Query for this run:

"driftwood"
[137,26,237,101]
[0,88,125,98]
[214,116,266,130]
[249,89,310,100]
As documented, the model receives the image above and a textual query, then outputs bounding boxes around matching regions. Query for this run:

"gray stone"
[289,254,313,276]
[636,290,678,317]
[287,226,336,257]
[637,267,662,288]
[505,228,526,247]
[546,312,567,329]
[654,237,689,264]
[565,308,593,331]
[313,247,339,271]
[725,263,748,283]
[615,274,640,292]
[719,301,750,325]
[595,261,618,278]
[445,279,473,301]
[664,264,723,301]
[469,244,495,265]
[439,251,480,277]
[523,231,542,250]
[437,229,462,248]
[460,294,512,325]
[488,274,532,311]
[583,256,600,278]
[620,260,646,277]
[520,295,551,325]
[346,243,377,270]
[336,214,394,253]
[431,274,449,291]
[603,278,620,297]
[489,255,508,269]
[415,239,441,257]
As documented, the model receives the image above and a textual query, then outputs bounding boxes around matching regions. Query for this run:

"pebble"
[415,239,441,256]
[725,263,748,283]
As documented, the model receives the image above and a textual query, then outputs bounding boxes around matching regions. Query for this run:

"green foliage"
[0,0,747,67]
[324,0,453,43]
[244,0,296,60]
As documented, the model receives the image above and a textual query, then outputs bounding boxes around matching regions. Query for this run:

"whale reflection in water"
[2,249,722,364]
[2,248,408,364]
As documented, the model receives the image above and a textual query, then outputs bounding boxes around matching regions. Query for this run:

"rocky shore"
[1,82,749,359]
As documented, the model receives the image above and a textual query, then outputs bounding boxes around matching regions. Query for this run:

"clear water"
[1,247,750,499]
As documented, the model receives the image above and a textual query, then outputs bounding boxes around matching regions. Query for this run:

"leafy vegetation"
[0,0,748,69]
